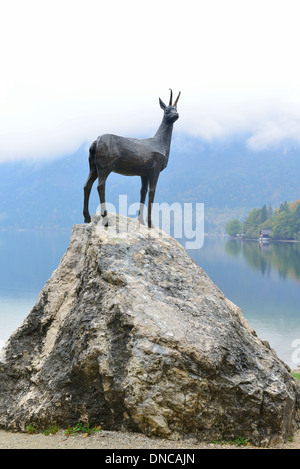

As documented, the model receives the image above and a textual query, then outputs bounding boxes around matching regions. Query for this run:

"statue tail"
[89,140,97,162]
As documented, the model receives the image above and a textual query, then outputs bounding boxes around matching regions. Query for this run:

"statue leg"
[147,172,159,228]
[138,176,148,224]
[97,171,110,227]
[83,168,97,223]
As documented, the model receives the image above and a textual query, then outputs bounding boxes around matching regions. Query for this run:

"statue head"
[159,89,181,124]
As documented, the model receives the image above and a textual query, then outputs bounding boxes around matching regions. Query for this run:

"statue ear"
[159,98,166,110]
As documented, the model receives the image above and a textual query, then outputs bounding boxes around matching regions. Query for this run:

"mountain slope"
[0,134,299,230]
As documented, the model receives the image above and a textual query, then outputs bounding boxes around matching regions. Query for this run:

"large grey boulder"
[0,214,299,446]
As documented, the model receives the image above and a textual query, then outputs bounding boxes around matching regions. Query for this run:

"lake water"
[0,229,299,368]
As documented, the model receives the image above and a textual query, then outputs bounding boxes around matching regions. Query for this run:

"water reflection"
[225,239,300,282]
[188,236,300,368]
[0,230,71,346]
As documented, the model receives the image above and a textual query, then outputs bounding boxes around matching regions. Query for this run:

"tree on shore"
[238,199,300,240]
[225,219,243,237]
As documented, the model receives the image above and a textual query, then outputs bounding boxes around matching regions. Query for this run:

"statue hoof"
[84,216,91,223]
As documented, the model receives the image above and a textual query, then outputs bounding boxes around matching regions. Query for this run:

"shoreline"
[227,236,300,243]
[1,428,300,450]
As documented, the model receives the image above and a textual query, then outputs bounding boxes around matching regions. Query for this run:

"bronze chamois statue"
[83,89,180,228]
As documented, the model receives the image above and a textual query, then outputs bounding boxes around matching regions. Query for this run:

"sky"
[2,0,300,161]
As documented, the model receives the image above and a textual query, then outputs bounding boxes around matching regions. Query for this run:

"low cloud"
[1,91,300,162]
[2,1,300,161]
[180,94,300,152]
[246,114,300,151]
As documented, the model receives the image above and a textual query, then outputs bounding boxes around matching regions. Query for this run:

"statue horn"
[169,88,173,106]
[173,91,181,108]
